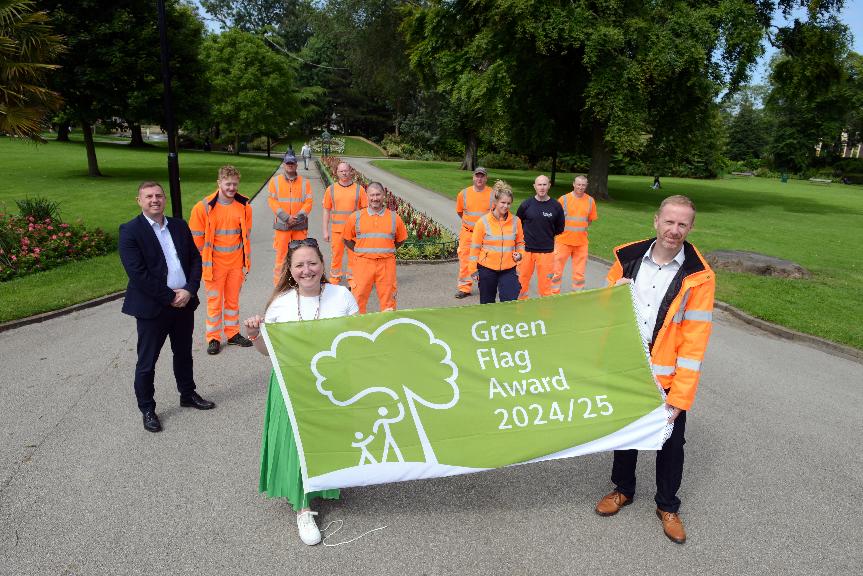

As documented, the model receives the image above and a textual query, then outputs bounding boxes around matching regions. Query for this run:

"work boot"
[656,508,686,544]
[207,339,221,355]
[454,291,471,299]
[227,333,253,347]
[595,491,632,516]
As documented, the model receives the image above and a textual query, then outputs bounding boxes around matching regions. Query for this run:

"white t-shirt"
[265,284,359,323]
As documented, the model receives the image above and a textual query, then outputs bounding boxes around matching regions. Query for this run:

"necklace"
[297,283,324,321]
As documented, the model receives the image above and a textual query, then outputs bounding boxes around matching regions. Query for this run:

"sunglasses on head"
[288,238,319,250]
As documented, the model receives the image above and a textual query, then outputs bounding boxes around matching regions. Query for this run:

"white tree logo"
[311,318,459,465]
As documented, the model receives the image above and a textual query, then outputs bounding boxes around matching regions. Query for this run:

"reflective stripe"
[470,243,483,249]
[683,310,713,322]
[677,357,702,372]
[566,216,589,222]
[469,256,478,261]
[332,210,353,215]
[202,262,212,267]
[651,363,675,376]
[207,323,222,331]
[463,209,488,216]
[482,245,513,253]
[212,243,243,253]
[565,226,587,232]
[191,231,204,236]
[672,289,692,323]
[223,308,238,315]
[224,319,239,326]
[215,228,241,235]
[205,290,219,297]
[357,233,395,239]
[355,247,396,254]
[207,314,221,323]
[484,233,517,241]
[276,208,289,220]
[276,197,305,203]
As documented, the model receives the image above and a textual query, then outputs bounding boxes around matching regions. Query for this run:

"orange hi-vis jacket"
[557,192,597,246]
[456,185,495,231]
[189,191,252,281]
[323,182,367,235]
[469,212,525,273]
[343,207,408,259]
[268,173,313,231]
[607,238,715,411]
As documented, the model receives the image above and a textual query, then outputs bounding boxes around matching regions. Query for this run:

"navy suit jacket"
[119,214,202,319]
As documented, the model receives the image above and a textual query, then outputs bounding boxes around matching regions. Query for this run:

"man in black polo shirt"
[515,175,565,299]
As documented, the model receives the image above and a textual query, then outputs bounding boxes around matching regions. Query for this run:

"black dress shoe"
[455,291,471,299]
[180,391,215,410]
[227,333,253,347]
[143,410,162,433]
[207,339,221,355]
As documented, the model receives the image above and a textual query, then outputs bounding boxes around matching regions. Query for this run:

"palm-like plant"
[0,0,64,141]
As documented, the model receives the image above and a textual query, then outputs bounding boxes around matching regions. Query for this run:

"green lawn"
[0,138,281,323]
[342,135,385,157]
[372,160,863,350]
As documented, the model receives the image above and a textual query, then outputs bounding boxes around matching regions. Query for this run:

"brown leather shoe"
[595,491,632,516]
[656,508,686,543]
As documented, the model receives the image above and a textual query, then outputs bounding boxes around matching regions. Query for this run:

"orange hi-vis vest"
[345,208,408,259]
[456,186,494,230]
[189,191,252,281]
[469,212,525,272]
[268,173,313,231]
[557,192,597,246]
[323,182,367,234]
[607,238,715,411]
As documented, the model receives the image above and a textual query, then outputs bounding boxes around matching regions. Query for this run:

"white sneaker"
[296,510,321,545]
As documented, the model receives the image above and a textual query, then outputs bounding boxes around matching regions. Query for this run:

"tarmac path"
[1,158,861,575]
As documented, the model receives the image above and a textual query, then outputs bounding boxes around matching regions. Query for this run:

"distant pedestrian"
[652,176,662,190]
[515,174,565,299]
[301,142,312,170]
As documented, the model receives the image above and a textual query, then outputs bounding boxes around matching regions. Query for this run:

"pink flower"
[22,237,29,245]
[11,255,16,261]
[51,234,57,240]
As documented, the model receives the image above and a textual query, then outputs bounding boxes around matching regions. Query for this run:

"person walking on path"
[189,165,254,355]
[594,195,715,545]
[322,162,368,285]
[119,181,215,433]
[267,153,313,286]
[469,180,525,304]
[551,175,597,294]
[244,239,359,546]
[455,166,494,299]
[516,174,565,299]
[342,182,408,313]
[300,142,312,170]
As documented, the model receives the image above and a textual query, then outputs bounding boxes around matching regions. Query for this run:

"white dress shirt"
[143,213,187,290]
[632,242,685,345]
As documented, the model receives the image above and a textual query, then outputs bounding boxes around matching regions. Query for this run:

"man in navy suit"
[119,181,215,433]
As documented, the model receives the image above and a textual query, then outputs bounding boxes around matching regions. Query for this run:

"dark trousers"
[477,265,521,304]
[134,305,197,413]
[611,409,686,513]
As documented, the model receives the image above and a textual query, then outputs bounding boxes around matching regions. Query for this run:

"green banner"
[262,285,670,492]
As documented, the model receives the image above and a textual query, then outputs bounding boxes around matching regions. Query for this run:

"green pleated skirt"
[259,370,340,511]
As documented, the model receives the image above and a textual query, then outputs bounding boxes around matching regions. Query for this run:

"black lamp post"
[157,0,182,218]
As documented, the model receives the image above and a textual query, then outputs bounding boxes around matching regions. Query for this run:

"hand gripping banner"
[261,285,671,492]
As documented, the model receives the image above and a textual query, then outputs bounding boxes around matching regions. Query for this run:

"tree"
[724,87,770,164]
[201,29,300,153]
[0,0,63,141]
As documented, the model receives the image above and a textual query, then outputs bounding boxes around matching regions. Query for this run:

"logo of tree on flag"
[311,318,460,465]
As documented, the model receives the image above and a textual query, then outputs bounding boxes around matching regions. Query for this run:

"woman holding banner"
[469,180,526,304]
[244,238,359,546]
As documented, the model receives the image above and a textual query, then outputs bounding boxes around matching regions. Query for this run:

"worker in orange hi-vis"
[268,153,313,285]
[189,165,254,356]
[322,161,367,285]
[455,166,494,299]
[342,182,408,314]
[551,175,598,294]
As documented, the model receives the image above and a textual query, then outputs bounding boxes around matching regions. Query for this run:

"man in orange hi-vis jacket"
[593,195,714,546]
[189,165,253,356]
[551,175,598,294]
[322,161,367,284]
[268,153,313,285]
[455,166,495,299]
[342,182,408,313]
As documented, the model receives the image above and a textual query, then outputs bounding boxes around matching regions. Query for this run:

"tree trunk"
[81,120,102,177]
[459,131,479,171]
[550,149,558,187]
[588,120,610,200]
[129,124,146,147]
[394,100,401,138]
[56,124,70,142]
[234,133,240,155]
[267,135,271,158]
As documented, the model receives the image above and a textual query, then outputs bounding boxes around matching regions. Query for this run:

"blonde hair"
[218,165,241,180]
[492,180,514,202]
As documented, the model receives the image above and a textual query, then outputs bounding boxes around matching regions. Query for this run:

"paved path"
[1,159,861,575]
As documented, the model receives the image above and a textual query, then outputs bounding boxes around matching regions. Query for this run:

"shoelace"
[321,519,387,547]
[297,510,318,528]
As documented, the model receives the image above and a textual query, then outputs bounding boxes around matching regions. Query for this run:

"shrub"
[16,197,61,222]
[0,213,114,282]
[477,152,530,170]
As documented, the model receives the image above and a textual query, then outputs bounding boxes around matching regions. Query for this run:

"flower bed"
[0,213,114,282]
[318,157,457,262]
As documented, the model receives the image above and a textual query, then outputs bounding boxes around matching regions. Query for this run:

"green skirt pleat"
[259,370,340,511]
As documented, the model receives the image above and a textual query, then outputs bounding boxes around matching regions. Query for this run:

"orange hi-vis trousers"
[329,231,353,284]
[517,251,556,299]
[349,256,397,314]
[551,242,588,294]
[272,229,308,286]
[456,226,474,294]
[205,266,244,342]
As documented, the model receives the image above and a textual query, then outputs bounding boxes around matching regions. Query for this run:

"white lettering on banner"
[476,347,532,373]
[470,319,547,342]
[488,367,570,398]
[494,395,614,429]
